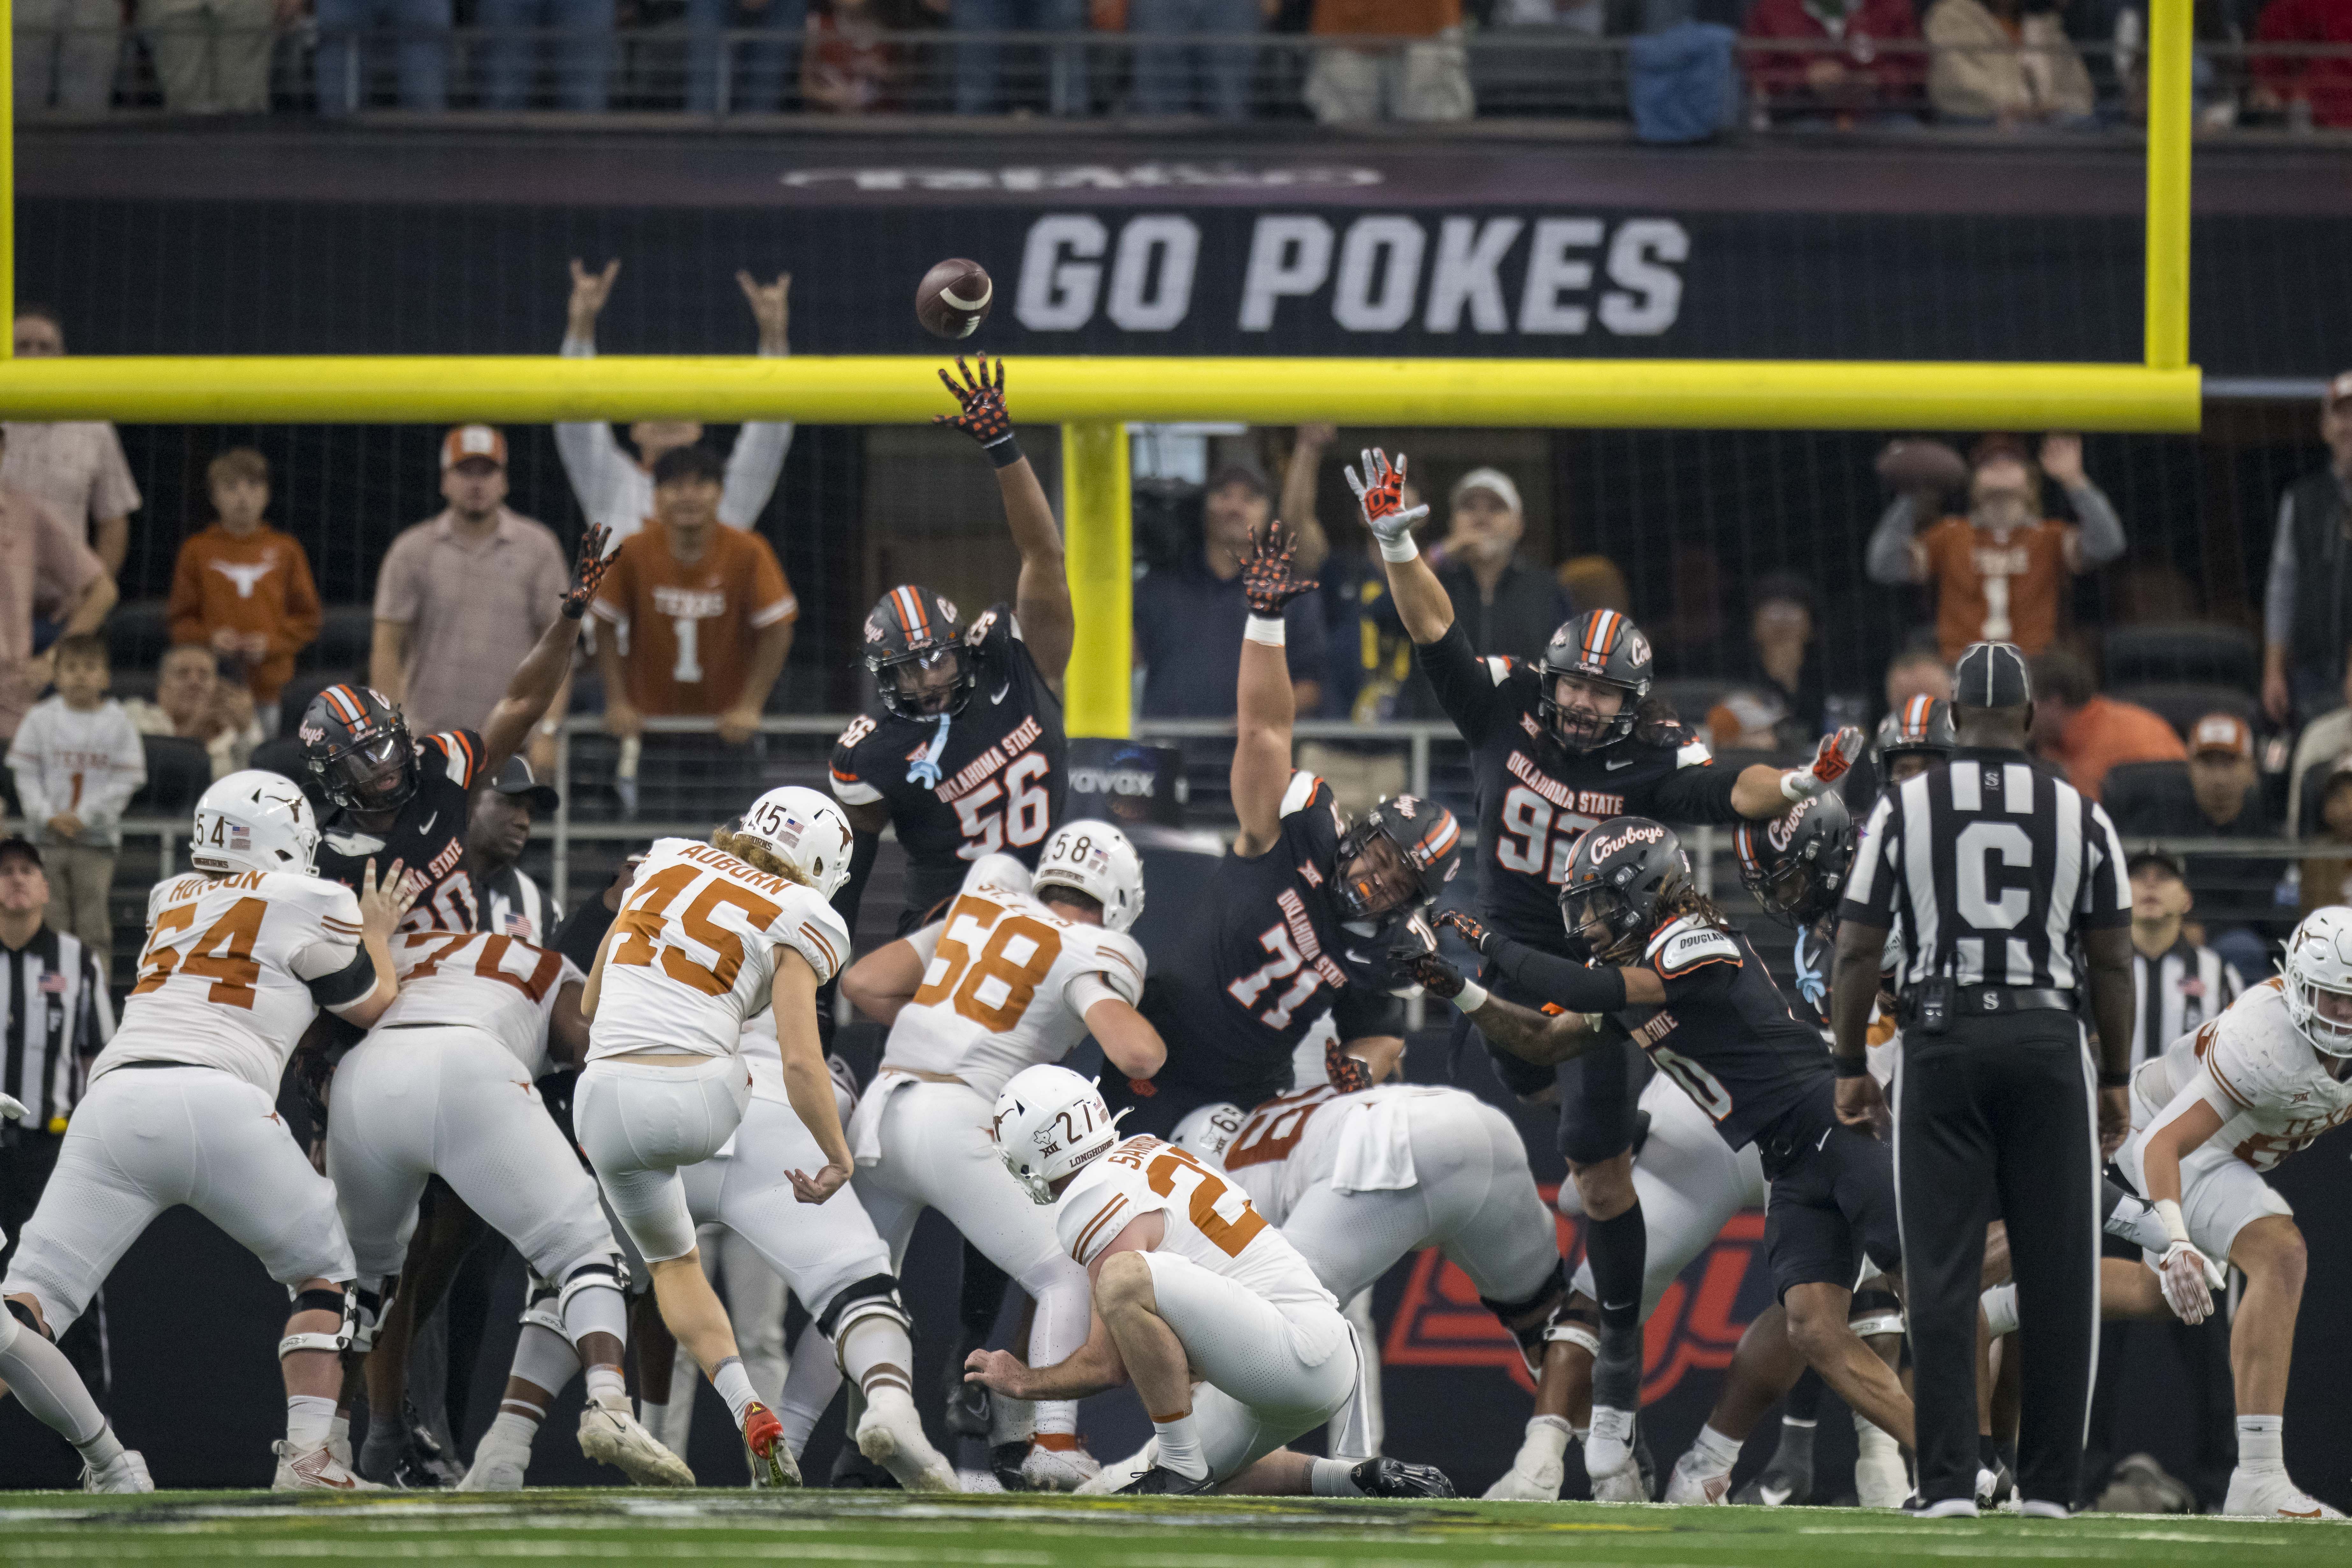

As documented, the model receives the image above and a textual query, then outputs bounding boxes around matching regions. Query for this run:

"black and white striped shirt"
[1843,747,2132,990]
[2129,935,2243,1072]
[478,864,558,948]
[3,927,115,1133]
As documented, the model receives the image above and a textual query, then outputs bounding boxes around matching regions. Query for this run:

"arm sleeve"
[2066,483,2126,570]
[2078,799,2133,929]
[2265,490,2298,649]
[1066,970,1128,1017]
[1865,496,1925,585]
[1413,621,1504,745]
[1489,939,1632,1013]
[1643,746,1744,827]
[554,336,631,522]
[1840,792,1904,927]
[307,945,381,1012]
[718,360,795,531]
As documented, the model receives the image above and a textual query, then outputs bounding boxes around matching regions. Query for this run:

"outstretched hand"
[357,858,416,941]
[737,269,792,349]
[1783,725,1866,800]
[934,354,1016,456]
[789,1161,851,1205]
[1393,945,1466,1000]
[567,258,620,334]
[1239,521,1319,617]
[1343,447,1429,549]
[561,523,616,620]
[1434,907,1501,958]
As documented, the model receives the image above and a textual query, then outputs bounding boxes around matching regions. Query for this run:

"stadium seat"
[2109,683,2257,742]
[129,734,213,816]
[308,605,376,673]
[103,599,174,672]
[2103,624,2259,691]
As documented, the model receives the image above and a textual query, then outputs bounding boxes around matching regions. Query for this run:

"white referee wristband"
[1377,533,1421,563]
[1244,615,1287,647]
[2154,1198,2192,1248]
[1450,980,1490,1013]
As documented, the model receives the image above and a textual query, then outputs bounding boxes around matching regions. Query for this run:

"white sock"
[286,1394,337,1452]
[75,1425,126,1467]
[836,1318,915,1403]
[583,1364,628,1407]
[1152,1411,1207,1479]
[711,1356,760,1427]
[509,1323,581,1396]
[329,1414,350,1450]
[486,1408,540,1449]
[0,1327,110,1449]
[1520,1415,1572,1470]
[1981,1282,2020,1339]
[1690,1422,1743,1475]
[1309,1455,1364,1496]
[2237,1414,2284,1470]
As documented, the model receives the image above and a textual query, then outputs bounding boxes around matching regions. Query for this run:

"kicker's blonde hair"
[710,828,813,888]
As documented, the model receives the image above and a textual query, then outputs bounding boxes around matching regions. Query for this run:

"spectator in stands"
[2299,758,2352,915]
[313,0,450,113]
[1377,466,1569,718]
[2028,645,2186,799]
[1741,0,1925,124]
[802,0,901,110]
[2104,712,2281,981]
[124,644,264,781]
[557,260,794,548]
[1303,0,1474,122]
[1867,432,2125,662]
[689,0,803,113]
[947,0,1089,115]
[590,444,795,777]
[2124,850,2245,1070]
[165,448,322,724]
[2250,0,2352,127]
[2113,0,2246,127]
[1885,636,1953,711]
[1706,572,1826,752]
[1,309,142,583]
[479,0,614,109]
[1924,0,2095,125]
[370,426,572,775]
[15,0,118,116]
[1134,464,1329,717]
[1130,0,1266,117]
[469,756,561,944]
[138,0,282,113]
[0,454,115,760]
[2260,370,2352,724]
[5,635,143,964]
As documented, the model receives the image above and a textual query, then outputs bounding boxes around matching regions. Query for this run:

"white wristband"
[1780,768,1822,802]
[1451,980,1490,1013]
[1378,533,1421,563]
[1244,615,1287,647]
[2154,1198,2191,1248]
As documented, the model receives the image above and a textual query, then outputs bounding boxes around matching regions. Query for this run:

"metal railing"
[14,23,2352,130]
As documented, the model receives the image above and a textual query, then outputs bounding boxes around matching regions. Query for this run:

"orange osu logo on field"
[1383,1193,1767,1399]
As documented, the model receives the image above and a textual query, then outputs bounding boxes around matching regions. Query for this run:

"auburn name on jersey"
[317,728,486,935]
[831,604,1067,922]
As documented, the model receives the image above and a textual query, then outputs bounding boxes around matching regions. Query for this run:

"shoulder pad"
[1279,771,1325,818]
[1647,917,1741,978]
[427,730,483,789]
[779,889,851,985]
[274,873,366,935]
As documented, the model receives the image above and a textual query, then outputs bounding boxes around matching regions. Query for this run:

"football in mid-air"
[1875,437,1969,498]
[916,258,994,340]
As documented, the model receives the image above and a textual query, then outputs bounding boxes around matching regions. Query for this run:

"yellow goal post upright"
[0,0,2198,740]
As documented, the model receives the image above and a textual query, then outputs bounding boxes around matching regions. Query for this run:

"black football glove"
[934,353,1021,467]
[1435,907,1502,959]
[1394,945,1467,1000]
[1240,522,1318,618]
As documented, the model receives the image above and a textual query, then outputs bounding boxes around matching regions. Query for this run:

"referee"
[1831,641,2135,1517]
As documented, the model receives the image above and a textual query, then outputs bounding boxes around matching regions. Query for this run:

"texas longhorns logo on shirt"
[208,558,278,599]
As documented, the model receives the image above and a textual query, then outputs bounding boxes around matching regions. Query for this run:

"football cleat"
[1116,1464,1216,1496]
[942,1331,992,1439]
[1976,1457,2015,1512]
[855,1386,958,1493]
[1590,1456,1651,1504]
[1484,1424,1564,1502]
[1077,1441,1155,1494]
[82,1448,154,1494]
[1350,1457,1456,1499]
[991,1442,1032,1492]
[742,1402,801,1490]
[272,1440,383,1492]
[455,1430,531,1492]
[1020,1437,1101,1493]
[579,1395,695,1487]
[2224,1467,2345,1519]
[1583,1404,1639,1493]
[1664,1449,1733,1506]
[1732,1440,1813,1507]
[1906,1494,1980,1518]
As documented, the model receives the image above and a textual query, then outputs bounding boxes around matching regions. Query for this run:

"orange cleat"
[742,1401,801,1488]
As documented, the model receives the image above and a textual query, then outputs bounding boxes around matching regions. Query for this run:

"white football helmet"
[1169,1101,1245,1169]
[992,1064,1124,1205]
[2281,907,2352,1058]
[1032,820,1145,932]
[737,786,855,899]
[191,770,320,877]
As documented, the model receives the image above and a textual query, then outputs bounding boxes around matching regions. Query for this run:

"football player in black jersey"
[1403,818,1913,1492]
[1737,791,1858,1031]
[1349,445,1866,1466]
[1106,523,1462,1140]
[829,355,1075,934]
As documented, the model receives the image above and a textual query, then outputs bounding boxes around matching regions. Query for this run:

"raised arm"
[1279,424,1335,576]
[1865,494,1930,586]
[935,355,1075,687]
[717,270,797,529]
[555,259,631,511]
[1348,448,1450,644]
[480,525,613,778]
[1230,523,1318,858]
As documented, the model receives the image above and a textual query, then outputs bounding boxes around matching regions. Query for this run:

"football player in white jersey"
[2113,908,2352,1519]
[963,1065,1454,1499]
[0,1091,151,1492]
[1,772,409,1490]
[329,925,689,1490]
[838,822,1162,1490]
[578,786,883,1487]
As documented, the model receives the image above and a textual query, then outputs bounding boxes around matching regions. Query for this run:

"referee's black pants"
[1894,1014,2101,1507]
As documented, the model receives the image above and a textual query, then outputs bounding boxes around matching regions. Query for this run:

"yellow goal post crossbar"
[0,0,2198,739]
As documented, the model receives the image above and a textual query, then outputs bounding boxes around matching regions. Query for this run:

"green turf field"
[2,1491,2346,1568]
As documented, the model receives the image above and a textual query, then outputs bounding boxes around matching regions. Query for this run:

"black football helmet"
[1735,793,1856,928]
[1558,816,1690,964]
[1334,794,1463,923]
[1537,609,1654,753]
[863,584,975,721]
[298,684,418,814]
[1874,695,1958,779]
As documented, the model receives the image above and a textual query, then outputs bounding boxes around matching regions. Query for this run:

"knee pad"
[5,1296,52,1344]
[1481,1259,1570,1375]
[1543,1299,1602,1363]
[279,1284,356,1360]
[1848,1286,1904,1341]
[348,1274,400,1354]
[817,1273,910,1358]
[518,1269,565,1336]
[557,1255,631,1317]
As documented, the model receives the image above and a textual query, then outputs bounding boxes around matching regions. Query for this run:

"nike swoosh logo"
[2282,1508,2325,1518]
[1601,1298,1636,1313]
[991,684,1010,704]
[420,811,438,835]
[1817,1127,1833,1151]
[1605,757,1634,770]
[1759,1484,1792,1506]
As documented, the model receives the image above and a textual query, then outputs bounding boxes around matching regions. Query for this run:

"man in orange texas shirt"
[165,447,322,722]
[2029,645,2186,801]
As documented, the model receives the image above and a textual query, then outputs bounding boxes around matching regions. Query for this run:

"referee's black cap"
[1954,641,2032,708]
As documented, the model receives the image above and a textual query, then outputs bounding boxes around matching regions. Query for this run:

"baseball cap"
[2189,712,2253,760]
[442,424,508,471]
[1953,641,2032,708]
[0,835,42,871]
[2326,372,2352,412]
[1451,467,1523,515]
[2126,849,2186,883]
[1205,463,1269,499]
[489,755,560,812]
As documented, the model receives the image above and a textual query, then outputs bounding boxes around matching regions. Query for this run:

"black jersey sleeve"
[1640,738,1744,827]
[1331,982,1405,1041]
[829,713,886,808]
[1415,622,1510,747]
[1490,939,1631,1013]
[422,729,488,792]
